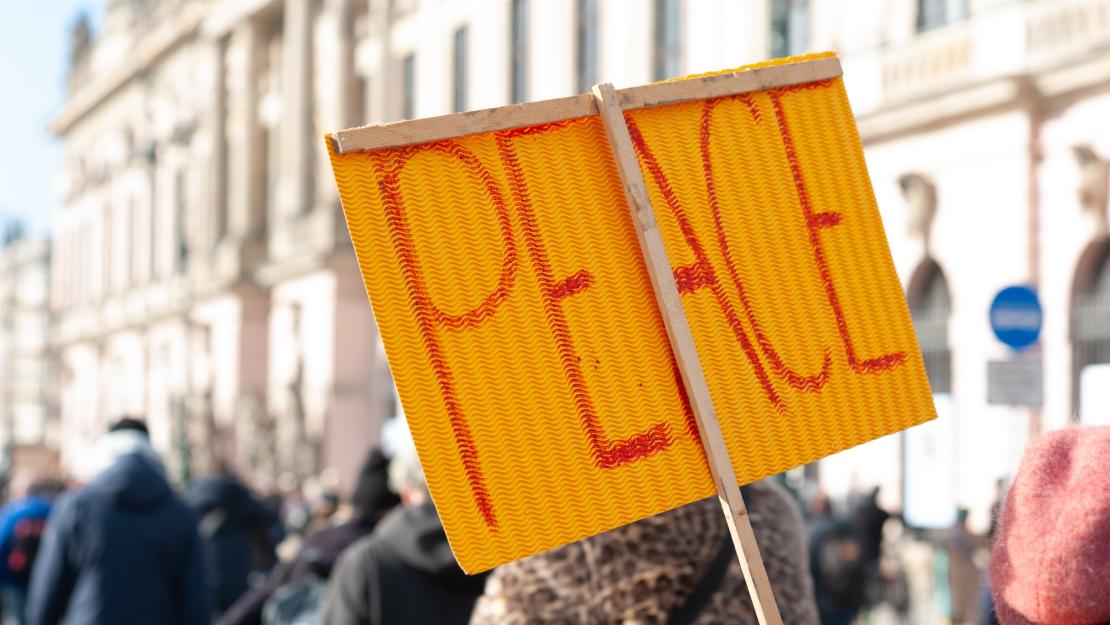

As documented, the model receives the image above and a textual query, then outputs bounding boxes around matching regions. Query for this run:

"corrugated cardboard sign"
[326,52,935,573]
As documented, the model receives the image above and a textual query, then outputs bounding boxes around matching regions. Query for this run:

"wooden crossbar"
[332,56,840,154]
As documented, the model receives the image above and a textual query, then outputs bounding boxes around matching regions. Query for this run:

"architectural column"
[100,203,111,299]
[328,0,355,128]
[371,0,391,123]
[228,19,263,240]
[337,0,355,127]
[234,285,271,477]
[75,215,86,305]
[50,215,68,310]
[111,191,130,292]
[315,0,354,206]
[206,35,229,247]
[279,0,314,217]
[324,260,381,492]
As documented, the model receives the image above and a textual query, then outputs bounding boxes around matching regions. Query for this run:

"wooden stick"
[591,81,785,625]
[333,56,841,154]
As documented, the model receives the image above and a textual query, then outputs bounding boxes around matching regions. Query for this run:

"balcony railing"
[881,21,975,104]
[1026,0,1110,68]
[871,0,1110,107]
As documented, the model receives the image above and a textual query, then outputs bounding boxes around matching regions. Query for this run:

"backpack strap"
[666,531,734,625]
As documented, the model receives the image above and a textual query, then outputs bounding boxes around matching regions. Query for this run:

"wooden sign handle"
[592,81,785,625]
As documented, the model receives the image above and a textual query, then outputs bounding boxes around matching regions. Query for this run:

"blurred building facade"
[47,0,1110,519]
[0,234,56,477]
[49,0,389,487]
[829,0,1110,531]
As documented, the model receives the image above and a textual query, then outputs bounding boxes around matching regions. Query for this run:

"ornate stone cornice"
[49,3,206,136]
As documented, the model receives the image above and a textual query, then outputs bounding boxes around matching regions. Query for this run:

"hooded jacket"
[25,453,209,625]
[0,494,53,589]
[322,501,487,625]
[218,448,399,625]
[186,475,277,611]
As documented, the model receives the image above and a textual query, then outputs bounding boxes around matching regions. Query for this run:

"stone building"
[50,0,389,487]
[0,234,56,477]
[824,0,1110,530]
[50,0,1110,519]
[312,0,1110,528]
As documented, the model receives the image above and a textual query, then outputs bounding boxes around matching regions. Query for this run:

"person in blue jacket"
[25,418,209,625]
[0,477,63,625]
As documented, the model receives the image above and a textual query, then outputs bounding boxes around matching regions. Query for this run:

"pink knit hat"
[990,426,1110,625]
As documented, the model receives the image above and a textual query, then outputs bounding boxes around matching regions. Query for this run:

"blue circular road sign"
[990,286,1042,350]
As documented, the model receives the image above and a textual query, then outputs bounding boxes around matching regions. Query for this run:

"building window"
[401,53,416,119]
[576,0,598,93]
[453,26,468,113]
[174,169,189,275]
[129,196,142,286]
[917,0,968,32]
[909,260,952,394]
[770,0,809,59]
[1074,240,1110,421]
[78,221,89,303]
[510,0,528,103]
[653,0,683,80]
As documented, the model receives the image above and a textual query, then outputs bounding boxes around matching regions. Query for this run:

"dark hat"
[108,417,149,437]
[350,448,401,517]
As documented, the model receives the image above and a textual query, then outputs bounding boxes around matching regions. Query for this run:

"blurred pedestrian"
[187,461,279,615]
[856,487,897,607]
[979,479,1007,625]
[25,417,209,625]
[309,490,340,532]
[944,508,983,625]
[990,426,1110,625]
[323,441,486,625]
[259,492,288,564]
[987,478,1006,541]
[853,486,890,566]
[219,448,400,625]
[470,480,818,625]
[0,476,64,625]
[276,474,310,539]
[808,493,866,625]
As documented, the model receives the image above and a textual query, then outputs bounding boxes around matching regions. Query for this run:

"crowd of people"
[0,417,1103,625]
[803,487,984,625]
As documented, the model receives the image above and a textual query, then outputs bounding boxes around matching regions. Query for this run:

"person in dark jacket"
[323,440,486,625]
[217,448,401,625]
[25,418,209,625]
[186,465,278,614]
[852,487,890,566]
[808,494,867,625]
[852,486,893,610]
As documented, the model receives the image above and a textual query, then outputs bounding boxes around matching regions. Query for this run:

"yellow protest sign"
[327,52,935,573]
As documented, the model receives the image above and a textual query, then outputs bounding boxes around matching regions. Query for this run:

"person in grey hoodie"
[322,438,486,625]
[25,418,209,625]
